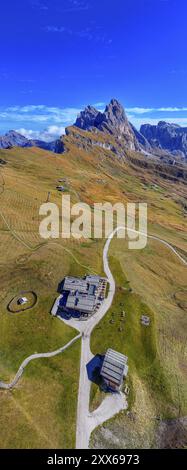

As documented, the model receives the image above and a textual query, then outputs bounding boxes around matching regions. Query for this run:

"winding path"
[0,333,81,390]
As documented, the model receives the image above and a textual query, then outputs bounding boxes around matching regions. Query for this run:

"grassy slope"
[90,252,187,448]
[0,135,186,448]
[0,147,102,448]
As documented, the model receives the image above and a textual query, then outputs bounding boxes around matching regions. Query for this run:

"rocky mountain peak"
[75,105,99,130]
[104,98,127,123]
[157,121,180,128]
[74,99,127,131]
[74,98,150,152]
[6,129,23,136]
[94,98,129,135]
[0,130,31,149]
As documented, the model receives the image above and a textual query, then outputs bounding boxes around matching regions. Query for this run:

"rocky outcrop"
[31,138,65,153]
[140,121,187,159]
[50,138,65,153]
[129,123,151,151]
[74,98,150,152]
[95,99,130,135]
[74,105,99,130]
[65,125,120,156]
[0,158,7,165]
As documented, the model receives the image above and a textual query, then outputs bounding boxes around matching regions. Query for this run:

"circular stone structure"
[7,291,37,313]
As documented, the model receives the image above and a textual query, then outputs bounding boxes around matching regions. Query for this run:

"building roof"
[101,348,128,386]
[88,284,95,295]
[62,275,105,294]
[61,275,106,315]
[66,292,96,313]
[63,277,88,293]
[85,275,101,286]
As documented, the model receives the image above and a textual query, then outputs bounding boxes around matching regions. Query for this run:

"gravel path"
[0,333,81,390]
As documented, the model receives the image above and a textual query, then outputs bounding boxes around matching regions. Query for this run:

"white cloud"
[157,107,187,112]
[45,26,68,33]
[44,24,112,45]
[31,1,49,11]
[0,105,81,125]
[92,101,106,109]
[0,112,50,123]
[126,106,187,129]
[60,0,90,13]
[47,125,66,135]
[126,107,154,114]
[127,115,187,130]
[17,125,65,142]
[126,106,187,114]
[7,105,46,112]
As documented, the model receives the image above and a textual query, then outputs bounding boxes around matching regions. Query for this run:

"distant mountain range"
[0,100,187,161]
[140,121,187,159]
[0,130,64,153]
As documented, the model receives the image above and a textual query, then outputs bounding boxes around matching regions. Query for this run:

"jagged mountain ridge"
[74,98,151,153]
[74,100,187,161]
[140,121,187,159]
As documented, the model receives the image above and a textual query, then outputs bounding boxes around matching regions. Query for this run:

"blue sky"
[0,0,187,140]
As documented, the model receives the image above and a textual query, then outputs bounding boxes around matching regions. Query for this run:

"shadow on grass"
[87,354,119,394]
[86,354,104,386]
